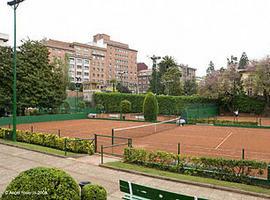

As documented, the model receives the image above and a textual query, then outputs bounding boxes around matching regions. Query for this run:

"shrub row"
[94,93,217,115]
[124,148,270,187]
[188,118,258,126]
[0,128,94,155]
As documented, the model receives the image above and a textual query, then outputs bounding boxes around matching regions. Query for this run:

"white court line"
[215,132,233,150]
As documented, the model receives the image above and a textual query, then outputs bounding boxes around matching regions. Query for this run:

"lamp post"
[150,55,161,95]
[75,77,81,112]
[7,0,25,141]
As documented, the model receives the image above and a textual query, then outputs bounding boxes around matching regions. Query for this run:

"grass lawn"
[0,139,79,157]
[105,161,270,196]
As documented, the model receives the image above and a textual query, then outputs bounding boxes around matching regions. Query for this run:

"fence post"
[128,138,132,148]
[242,148,245,160]
[64,138,67,156]
[94,134,97,153]
[259,118,262,126]
[58,129,61,137]
[177,143,180,165]
[267,165,270,181]
[101,145,104,164]
[112,129,114,145]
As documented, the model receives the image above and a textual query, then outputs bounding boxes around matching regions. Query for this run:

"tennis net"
[113,118,179,139]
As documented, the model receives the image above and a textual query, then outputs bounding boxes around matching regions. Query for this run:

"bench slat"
[120,180,208,200]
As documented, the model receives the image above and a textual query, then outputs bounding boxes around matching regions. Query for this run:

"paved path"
[0,144,267,200]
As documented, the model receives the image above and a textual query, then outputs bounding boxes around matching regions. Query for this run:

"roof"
[137,63,149,71]
[72,42,107,51]
[43,39,74,51]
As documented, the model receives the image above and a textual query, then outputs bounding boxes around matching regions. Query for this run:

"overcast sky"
[1,0,270,76]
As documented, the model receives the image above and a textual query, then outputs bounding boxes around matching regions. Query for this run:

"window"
[84,59,90,65]
[69,57,75,64]
[69,64,74,69]
[77,72,82,75]
[84,72,89,76]
[76,58,82,64]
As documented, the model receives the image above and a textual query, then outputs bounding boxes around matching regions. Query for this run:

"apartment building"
[138,69,152,93]
[92,34,138,91]
[44,34,138,91]
[137,62,148,72]
[0,33,9,47]
[179,64,197,81]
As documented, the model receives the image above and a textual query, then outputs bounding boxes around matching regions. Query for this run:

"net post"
[94,134,97,153]
[64,138,67,156]
[58,129,61,137]
[101,145,104,164]
[242,148,245,160]
[128,138,132,148]
[112,129,115,145]
[259,118,262,126]
[31,126,33,133]
[8,123,11,129]
[177,143,180,165]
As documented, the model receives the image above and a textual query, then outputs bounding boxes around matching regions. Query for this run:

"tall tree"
[161,66,183,96]
[254,58,270,105]
[184,79,198,95]
[0,47,13,116]
[0,40,68,115]
[206,61,215,75]
[227,55,238,66]
[149,56,178,94]
[238,52,249,69]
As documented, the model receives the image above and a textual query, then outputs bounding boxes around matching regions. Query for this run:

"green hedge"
[94,93,217,115]
[234,95,265,114]
[188,118,258,126]
[124,148,270,187]
[0,128,94,155]
[1,167,80,200]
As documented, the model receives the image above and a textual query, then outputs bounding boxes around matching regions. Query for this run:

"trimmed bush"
[78,101,86,111]
[143,92,159,121]
[123,148,269,187]
[1,167,80,200]
[0,128,94,155]
[81,184,107,200]
[120,100,131,114]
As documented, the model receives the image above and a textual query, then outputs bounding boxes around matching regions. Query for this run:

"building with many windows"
[137,68,152,93]
[43,34,137,91]
[178,64,197,81]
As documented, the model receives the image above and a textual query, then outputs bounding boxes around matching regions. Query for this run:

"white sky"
[1,0,270,76]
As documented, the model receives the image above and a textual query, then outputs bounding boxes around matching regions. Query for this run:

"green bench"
[119,180,208,200]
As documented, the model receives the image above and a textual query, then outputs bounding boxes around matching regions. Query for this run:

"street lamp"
[75,77,81,112]
[150,55,161,95]
[7,0,25,141]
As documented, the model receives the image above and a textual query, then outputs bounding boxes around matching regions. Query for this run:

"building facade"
[44,34,138,92]
[0,33,9,47]
[137,63,150,94]
[178,64,197,81]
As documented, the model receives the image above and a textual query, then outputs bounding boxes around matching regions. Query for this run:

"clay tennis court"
[9,118,270,162]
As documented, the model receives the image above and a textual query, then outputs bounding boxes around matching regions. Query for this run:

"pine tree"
[238,52,249,69]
